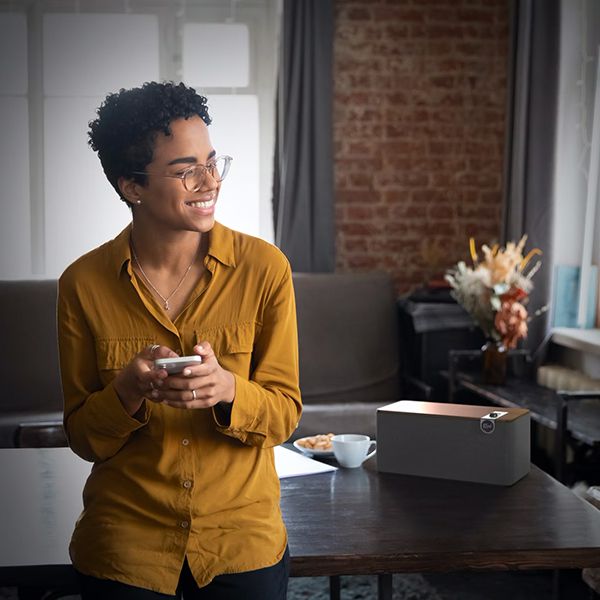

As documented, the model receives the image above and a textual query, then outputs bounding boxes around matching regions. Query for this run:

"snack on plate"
[297,433,335,451]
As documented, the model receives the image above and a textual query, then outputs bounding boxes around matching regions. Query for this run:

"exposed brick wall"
[334,0,510,295]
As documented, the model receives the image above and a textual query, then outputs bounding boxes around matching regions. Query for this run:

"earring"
[135,200,142,205]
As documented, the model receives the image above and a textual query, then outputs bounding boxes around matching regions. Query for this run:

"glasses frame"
[132,155,233,193]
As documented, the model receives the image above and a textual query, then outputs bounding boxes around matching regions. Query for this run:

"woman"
[58,81,302,599]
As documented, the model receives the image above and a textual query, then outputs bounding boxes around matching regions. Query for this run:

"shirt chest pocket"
[95,337,154,385]
[195,322,256,378]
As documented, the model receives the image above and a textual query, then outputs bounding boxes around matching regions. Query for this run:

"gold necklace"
[131,243,197,311]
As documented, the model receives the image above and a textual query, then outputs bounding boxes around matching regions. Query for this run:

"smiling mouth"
[186,198,215,209]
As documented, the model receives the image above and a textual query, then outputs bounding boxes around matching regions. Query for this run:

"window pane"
[43,13,159,96]
[0,13,27,95]
[44,97,131,277]
[206,95,259,236]
[0,98,30,278]
[183,24,249,88]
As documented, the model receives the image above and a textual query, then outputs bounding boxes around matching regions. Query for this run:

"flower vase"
[481,340,507,385]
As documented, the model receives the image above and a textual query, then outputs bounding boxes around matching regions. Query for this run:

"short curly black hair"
[88,81,211,203]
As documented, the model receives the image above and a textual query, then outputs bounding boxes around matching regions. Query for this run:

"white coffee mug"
[332,434,377,468]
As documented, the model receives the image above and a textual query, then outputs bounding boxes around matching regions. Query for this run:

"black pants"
[77,547,290,600]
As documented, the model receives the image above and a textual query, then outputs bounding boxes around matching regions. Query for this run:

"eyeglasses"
[133,155,233,193]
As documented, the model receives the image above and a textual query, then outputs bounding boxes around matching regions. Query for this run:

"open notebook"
[274,445,337,478]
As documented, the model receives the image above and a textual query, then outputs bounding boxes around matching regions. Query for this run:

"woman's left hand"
[155,342,236,409]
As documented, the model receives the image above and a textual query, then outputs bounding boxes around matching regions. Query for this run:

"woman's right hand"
[113,344,179,416]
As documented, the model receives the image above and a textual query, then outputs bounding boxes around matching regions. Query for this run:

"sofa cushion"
[292,272,400,406]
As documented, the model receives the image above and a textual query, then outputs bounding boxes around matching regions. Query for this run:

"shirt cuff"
[212,373,263,438]
[87,382,152,437]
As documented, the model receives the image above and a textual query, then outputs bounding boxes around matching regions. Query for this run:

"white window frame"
[0,0,278,279]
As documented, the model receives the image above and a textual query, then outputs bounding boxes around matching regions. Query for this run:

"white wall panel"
[183,24,249,88]
[43,13,159,96]
[5,4,275,279]
[0,98,31,279]
[44,97,131,277]
[206,95,259,237]
[0,13,27,95]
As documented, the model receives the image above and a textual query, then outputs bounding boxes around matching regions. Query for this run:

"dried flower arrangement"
[445,236,544,349]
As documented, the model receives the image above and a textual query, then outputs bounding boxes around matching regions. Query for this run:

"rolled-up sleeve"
[213,263,302,447]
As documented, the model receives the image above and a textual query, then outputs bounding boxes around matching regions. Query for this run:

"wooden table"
[2,449,600,600]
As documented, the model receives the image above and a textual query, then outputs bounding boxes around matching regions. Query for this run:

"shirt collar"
[112,223,134,278]
[207,221,236,268]
[110,221,236,278]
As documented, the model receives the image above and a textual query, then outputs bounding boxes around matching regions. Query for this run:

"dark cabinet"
[398,295,485,399]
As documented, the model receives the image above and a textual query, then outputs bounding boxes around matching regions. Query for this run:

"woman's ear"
[118,176,143,206]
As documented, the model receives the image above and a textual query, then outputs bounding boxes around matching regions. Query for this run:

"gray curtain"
[502,0,560,354]
[272,0,335,272]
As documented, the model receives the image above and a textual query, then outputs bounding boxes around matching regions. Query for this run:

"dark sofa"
[0,272,402,447]
[0,280,63,448]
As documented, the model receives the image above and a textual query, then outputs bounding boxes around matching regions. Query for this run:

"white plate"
[293,438,334,457]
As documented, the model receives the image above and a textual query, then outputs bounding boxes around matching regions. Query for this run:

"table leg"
[555,394,568,484]
[552,569,563,600]
[329,575,340,600]
[378,573,393,600]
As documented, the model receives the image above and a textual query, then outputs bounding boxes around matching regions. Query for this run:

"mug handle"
[365,440,377,461]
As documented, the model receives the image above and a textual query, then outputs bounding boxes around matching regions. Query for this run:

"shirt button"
[182,439,190,446]
[180,520,189,529]
[183,480,192,489]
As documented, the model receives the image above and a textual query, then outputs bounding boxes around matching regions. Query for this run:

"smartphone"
[154,355,202,375]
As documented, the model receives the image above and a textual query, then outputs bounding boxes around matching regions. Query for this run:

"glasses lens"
[207,156,231,182]
[183,168,204,192]
[215,156,231,181]
[182,157,232,192]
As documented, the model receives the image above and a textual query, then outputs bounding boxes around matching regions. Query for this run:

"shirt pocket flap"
[96,338,154,370]
[195,322,255,357]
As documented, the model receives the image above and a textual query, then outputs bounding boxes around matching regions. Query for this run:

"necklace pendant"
[130,241,196,315]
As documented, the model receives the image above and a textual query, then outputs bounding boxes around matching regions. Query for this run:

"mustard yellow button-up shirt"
[58,222,302,594]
